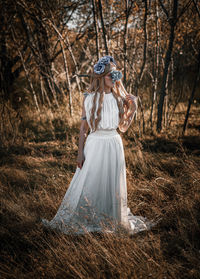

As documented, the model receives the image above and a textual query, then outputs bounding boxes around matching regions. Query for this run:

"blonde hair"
[87,62,129,132]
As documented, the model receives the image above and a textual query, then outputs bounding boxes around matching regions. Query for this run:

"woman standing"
[42,56,156,235]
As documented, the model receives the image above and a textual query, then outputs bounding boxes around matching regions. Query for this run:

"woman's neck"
[104,86,112,94]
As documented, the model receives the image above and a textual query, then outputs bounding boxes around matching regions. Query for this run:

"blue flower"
[106,55,117,65]
[94,56,117,75]
[98,56,110,65]
[98,55,116,66]
[94,62,105,74]
[110,70,122,83]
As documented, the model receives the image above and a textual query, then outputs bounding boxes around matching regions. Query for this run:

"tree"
[156,0,178,132]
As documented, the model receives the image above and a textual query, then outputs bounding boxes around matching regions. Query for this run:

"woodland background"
[0,0,200,278]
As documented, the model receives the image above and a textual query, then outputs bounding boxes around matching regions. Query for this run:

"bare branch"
[158,0,169,19]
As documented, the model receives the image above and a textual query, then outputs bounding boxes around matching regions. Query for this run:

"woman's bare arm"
[76,96,89,169]
[118,95,138,133]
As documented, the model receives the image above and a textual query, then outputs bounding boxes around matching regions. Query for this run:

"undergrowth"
[0,102,200,279]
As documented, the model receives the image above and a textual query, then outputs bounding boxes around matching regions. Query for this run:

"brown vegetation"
[1,0,200,278]
[0,103,200,279]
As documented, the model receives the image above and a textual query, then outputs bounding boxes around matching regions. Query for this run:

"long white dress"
[41,92,157,235]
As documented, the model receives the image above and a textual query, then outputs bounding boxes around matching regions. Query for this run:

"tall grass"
[0,101,200,278]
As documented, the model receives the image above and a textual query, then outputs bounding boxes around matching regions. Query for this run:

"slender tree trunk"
[91,0,99,60]
[123,0,129,86]
[123,0,135,86]
[166,58,174,127]
[137,0,148,134]
[192,0,200,18]
[163,59,170,128]
[168,86,182,127]
[138,0,148,85]
[138,97,146,134]
[65,33,82,95]
[127,21,137,93]
[0,1,16,101]
[18,51,40,111]
[40,76,51,107]
[50,21,82,98]
[182,50,200,135]
[134,0,148,96]
[157,0,178,132]
[105,0,112,51]
[149,0,160,129]
[60,40,73,116]
[98,0,108,55]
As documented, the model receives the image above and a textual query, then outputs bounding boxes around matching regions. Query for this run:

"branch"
[158,0,169,19]
[176,0,193,23]
[193,0,200,19]
[72,74,91,78]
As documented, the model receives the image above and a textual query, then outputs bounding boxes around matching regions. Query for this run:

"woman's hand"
[119,94,138,133]
[76,152,85,169]
[125,94,137,112]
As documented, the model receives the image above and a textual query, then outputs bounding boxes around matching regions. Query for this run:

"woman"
[42,56,156,235]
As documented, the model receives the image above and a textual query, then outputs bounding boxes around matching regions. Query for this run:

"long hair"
[87,62,130,132]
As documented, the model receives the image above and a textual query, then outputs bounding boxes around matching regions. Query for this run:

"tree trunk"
[91,0,99,60]
[0,1,18,101]
[123,0,129,86]
[182,50,200,135]
[149,0,160,129]
[163,60,170,128]
[40,76,51,107]
[138,0,148,85]
[60,40,73,116]
[64,32,82,95]
[134,0,148,96]
[18,51,40,111]
[98,0,108,55]
[157,0,178,132]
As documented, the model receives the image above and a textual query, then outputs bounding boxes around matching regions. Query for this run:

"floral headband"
[94,55,122,83]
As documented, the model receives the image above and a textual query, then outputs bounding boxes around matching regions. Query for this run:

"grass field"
[0,102,200,279]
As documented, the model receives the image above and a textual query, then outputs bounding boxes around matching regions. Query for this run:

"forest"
[0,0,200,278]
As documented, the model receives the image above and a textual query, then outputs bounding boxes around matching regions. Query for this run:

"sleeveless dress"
[41,92,157,235]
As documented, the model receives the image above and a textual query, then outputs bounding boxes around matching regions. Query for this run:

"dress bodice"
[84,92,119,131]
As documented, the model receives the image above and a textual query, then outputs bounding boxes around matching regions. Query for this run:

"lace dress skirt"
[41,129,156,235]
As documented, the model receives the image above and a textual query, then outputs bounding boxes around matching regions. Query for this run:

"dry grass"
[0,102,200,279]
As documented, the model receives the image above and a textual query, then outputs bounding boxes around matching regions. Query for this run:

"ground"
[0,103,200,279]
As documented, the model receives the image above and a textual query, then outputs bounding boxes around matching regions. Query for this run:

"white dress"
[41,92,157,235]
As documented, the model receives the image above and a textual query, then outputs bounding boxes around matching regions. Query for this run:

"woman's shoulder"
[82,92,89,97]
[82,92,95,98]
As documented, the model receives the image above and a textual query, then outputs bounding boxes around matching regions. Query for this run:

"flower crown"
[94,55,116,74]
[93,55,122,83]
